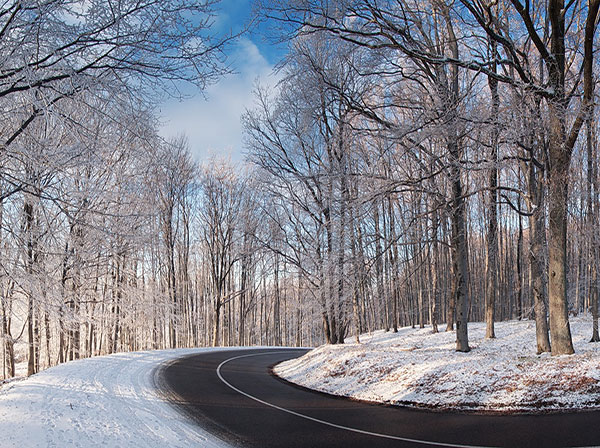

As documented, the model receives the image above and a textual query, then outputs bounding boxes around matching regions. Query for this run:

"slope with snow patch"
[0,349,232,448]
[274,316,600,412]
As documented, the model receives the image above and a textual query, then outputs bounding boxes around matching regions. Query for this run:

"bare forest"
[2,0,600,380]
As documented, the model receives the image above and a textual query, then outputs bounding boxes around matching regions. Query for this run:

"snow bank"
[274,317,600,412]
[0,349,232,448]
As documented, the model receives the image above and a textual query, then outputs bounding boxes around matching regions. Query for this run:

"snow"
[0,349,234,448]
[274,316,600,413]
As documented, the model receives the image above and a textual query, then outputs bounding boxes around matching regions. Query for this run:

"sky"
[158,0,286,162]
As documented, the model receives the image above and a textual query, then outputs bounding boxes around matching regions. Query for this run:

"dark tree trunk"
[485,49,499,339]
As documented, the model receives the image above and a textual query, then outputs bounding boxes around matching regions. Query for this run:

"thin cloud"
[159,38,281,162]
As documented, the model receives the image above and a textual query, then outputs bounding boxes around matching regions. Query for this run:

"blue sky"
[159,1,286,162]
[216,0,285,65]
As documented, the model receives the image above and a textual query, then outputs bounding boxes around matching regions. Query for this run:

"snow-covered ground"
[274,316,600,413]
[0,349,233,448]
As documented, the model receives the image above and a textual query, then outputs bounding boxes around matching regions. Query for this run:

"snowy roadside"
[274,316,600,413]
[0,348,234,448]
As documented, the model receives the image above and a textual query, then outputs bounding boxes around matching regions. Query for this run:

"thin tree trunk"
[485,49,499,339]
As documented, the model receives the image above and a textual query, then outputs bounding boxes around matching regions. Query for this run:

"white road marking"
[216,350,499,448]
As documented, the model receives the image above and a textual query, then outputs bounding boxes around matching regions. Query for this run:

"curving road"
[157,348,600,448]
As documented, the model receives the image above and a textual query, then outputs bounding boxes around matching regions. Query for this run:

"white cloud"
[158,38,282,162]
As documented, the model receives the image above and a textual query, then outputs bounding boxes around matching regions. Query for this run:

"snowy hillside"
[0,349,231,448]
[274,317,600,413]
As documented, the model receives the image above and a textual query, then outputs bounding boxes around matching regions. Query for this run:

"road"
[157,348,600,448]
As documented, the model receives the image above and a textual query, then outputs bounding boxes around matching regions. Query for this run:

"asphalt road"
[156,348,600,448]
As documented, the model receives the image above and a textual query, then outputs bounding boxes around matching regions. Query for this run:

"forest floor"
[0,349,231,448]
[274,316,600,413]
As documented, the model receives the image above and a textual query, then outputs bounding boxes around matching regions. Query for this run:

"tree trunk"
[485,54,499,339]
[528,166,552,354]
[451,165,470,352]
[588,116,600,342]
[547,101,575,355]
[373,205,386,332]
